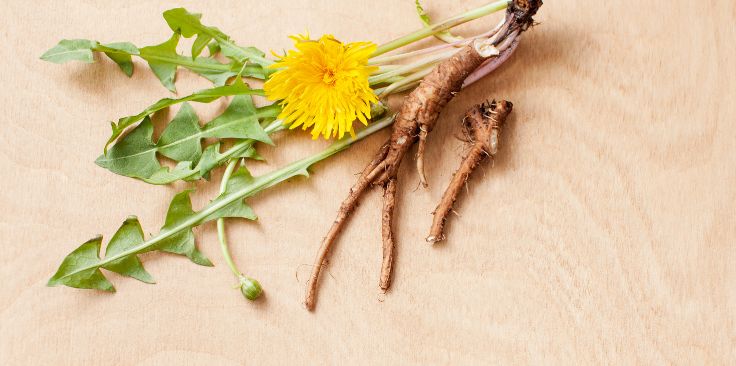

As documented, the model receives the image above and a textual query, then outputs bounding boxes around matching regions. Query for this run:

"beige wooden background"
[1,0,735,364]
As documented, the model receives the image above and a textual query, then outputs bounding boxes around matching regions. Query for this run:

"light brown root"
[304,142,389,311]
[427,100,513,243]
[380,179,397,291]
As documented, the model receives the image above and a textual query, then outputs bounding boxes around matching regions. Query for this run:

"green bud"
[239,276,263,300]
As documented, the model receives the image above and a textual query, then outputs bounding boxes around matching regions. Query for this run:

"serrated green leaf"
[48,237,114,292]
[162,8,272,69]
[105,79,264,151]
[207,42,221,56]
[201,96,273,143]
[236,146,264,161]
[140,33,180,92]
[188,57,238,85]
[96,42,139,76]
[157,103,203,163]
[154,190,213,266]
[415,0,463,43]
[192,34,212,59]
[42,37,263,88]
[201,166,258,222]
[95,117,160,179]
[144,161,195,185]
[98,98,279,181]
[140,142,229,185]
[196,142,222,180]
[40,39,99,63]
[224,165,255,192]
[102,217,155,283]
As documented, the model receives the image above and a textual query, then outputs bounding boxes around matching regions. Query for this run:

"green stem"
[217,160,241,277]
[369,48,457,85]
[376,64,434,97]
[372,0,508,57]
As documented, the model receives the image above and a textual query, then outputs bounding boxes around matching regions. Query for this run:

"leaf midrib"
[43,49,92,59]
[142,54,230,71]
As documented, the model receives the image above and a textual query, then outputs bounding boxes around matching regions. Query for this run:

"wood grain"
[1,0,734,364]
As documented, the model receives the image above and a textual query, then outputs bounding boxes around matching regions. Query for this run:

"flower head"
[264,34,378,139]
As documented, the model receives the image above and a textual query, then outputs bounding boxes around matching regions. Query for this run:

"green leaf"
[415,0,463,43]
[201,96,273,143]
[201,166,258,222]
[96,42,139,77]
[162,8,272,68]
[236,146,264,161]
[192,34,212,59]
[42,37,263,88]
[188,57,238,85]
[157,103,203,163]
[195,142,223,180]
[154,190,212,266]
[103,217,155,283]
[48,236,114,291]
[140,34,180,92]
[144,161,196,185]
[140,142,226,185]
[49,114,396,293]
[97,97,279,181]
[105,79,264,151]
[95,117,160,179]
[207,42,221,56]
[41,39,98,64]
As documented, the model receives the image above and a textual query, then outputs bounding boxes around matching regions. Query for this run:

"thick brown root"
[427,100,513,243]
[304,0,541,310]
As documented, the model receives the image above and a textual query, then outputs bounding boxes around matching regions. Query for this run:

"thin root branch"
[380,179,397,290]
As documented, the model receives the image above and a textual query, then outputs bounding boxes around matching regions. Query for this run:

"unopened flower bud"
[239,276,262,300]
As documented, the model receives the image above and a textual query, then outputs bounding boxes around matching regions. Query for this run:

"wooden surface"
[1,0,735,364]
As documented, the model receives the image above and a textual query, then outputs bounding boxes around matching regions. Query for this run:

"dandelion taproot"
[264,34,378,139]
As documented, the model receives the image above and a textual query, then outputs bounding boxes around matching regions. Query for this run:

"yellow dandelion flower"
[264,34,378,139]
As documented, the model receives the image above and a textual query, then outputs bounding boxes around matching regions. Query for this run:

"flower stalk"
[217,159,263,300]
[371,0,509,57]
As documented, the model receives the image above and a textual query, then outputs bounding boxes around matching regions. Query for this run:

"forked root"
[304,0,541,311]
[304,142,388,310]
[426,100,513,243]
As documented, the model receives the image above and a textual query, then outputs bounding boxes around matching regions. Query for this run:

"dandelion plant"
[43,0,543,308]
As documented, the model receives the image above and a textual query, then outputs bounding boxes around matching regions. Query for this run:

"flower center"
[322,68,337,86]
